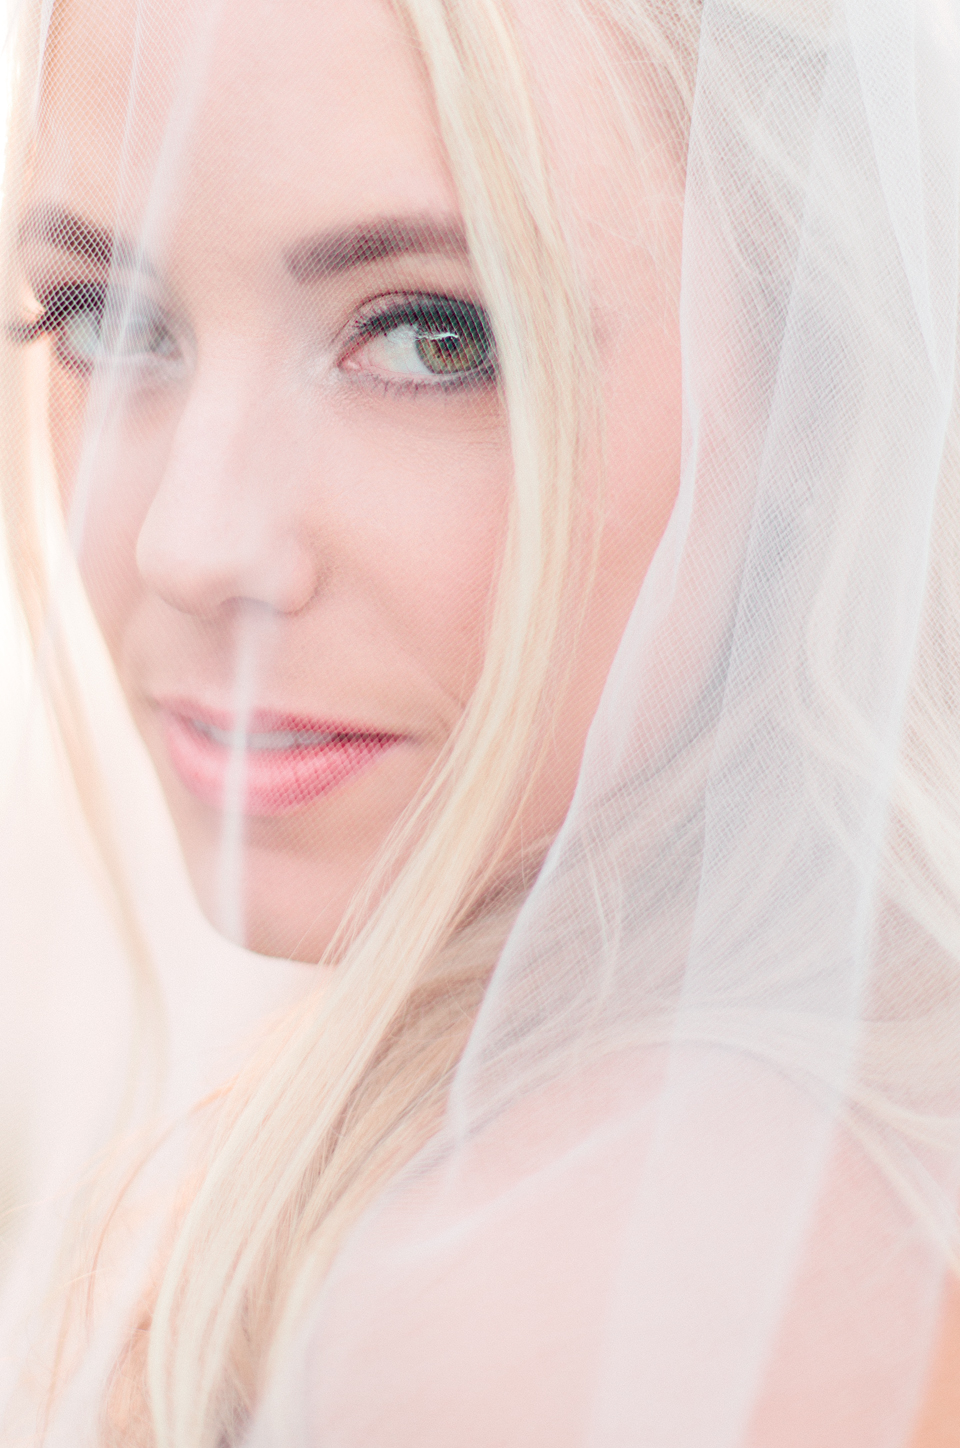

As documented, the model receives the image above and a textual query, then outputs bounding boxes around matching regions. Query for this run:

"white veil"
[2,0,960,1443]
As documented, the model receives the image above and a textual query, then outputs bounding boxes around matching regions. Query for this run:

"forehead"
[35,0,458,242]
[30,0,683,328]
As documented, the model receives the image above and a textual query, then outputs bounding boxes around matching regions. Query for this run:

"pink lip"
[158,701,403,817]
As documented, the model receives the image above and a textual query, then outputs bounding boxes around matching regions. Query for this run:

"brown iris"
[416,323,489,375]
[357,295,495,383]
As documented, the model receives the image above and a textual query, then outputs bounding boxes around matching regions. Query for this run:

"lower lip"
[161,711,401,817]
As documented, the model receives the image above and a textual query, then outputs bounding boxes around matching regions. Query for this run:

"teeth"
[191,720,338,750]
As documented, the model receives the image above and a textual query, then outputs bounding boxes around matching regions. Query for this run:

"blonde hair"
[0,1,699,1444]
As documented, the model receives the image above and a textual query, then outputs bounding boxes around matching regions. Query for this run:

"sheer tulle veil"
[1,0,960,1444]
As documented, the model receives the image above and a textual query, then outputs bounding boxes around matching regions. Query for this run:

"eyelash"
[12,282,499,395]
[344,295,498,393]
[12,280,179,372]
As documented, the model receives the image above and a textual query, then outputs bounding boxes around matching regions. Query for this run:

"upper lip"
[154,697,403,745]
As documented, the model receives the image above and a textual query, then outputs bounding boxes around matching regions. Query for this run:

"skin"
[20,0,683,961]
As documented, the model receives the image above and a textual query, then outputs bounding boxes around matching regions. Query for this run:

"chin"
[188,845,348,961]
[174,825,366,963]
[144,722,435,963]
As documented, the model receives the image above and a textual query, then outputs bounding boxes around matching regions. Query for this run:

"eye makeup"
[343,293,498,391]
[11,277,179,372]
[11,269,498,397]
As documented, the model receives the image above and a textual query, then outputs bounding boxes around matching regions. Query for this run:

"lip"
[157,700,404,817]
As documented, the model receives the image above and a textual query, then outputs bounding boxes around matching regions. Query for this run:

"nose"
[135,348,324,617]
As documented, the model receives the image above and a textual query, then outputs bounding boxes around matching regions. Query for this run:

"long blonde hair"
[0,1,699,1444]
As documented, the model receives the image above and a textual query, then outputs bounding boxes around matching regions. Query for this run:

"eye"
[343,296,497,389]
[13,279,179,372]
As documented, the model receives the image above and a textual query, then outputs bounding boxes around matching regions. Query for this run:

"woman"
[1,0,959,1442]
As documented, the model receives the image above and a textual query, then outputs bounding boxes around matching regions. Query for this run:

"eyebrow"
[17,204,148,271]
[285,216,470,282]
[17,205,471,283]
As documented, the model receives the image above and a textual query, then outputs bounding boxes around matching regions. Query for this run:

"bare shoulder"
[275,1045,942,1447]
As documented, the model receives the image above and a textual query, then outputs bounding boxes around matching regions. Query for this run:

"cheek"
[308,409,510,703]
[49,367,175,657]
[601,322,684,575]
[524,321,683,836]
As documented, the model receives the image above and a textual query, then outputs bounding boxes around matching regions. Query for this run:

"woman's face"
[21,0,683,960]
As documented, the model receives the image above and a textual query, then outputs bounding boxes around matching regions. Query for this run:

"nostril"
[136,503,322,618]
